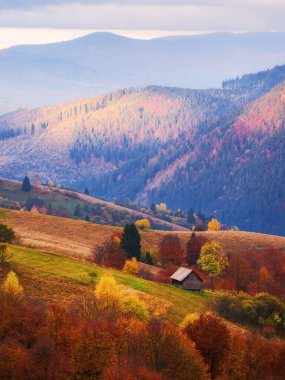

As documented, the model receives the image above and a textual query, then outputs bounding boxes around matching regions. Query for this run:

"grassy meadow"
[5,244,212,326]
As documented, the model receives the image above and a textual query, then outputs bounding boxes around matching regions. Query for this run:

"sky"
[0,0,284,49]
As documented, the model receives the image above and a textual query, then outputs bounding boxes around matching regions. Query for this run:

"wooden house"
[170,266,203,291]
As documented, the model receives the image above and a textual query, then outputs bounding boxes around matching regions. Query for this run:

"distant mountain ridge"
[0,65,284,235]
[1,31,285,114]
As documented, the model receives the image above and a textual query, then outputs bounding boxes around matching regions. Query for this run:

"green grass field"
[0,180,88,215]
[6,245,213,325]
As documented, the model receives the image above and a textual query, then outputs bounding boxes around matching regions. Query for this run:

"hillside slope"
[0,66,285,233]
[3,244,212,326]
[1,31,285,114]
[0,209,284,262]
[0,179,187,231]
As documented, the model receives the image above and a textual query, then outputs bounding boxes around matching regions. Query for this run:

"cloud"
[0,1,284,32]
[1,0,284,10]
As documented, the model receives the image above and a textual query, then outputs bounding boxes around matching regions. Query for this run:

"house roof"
[171,266,204,282]
[171,267,193,282]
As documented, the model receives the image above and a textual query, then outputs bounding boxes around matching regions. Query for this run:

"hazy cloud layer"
[0,0,284,32]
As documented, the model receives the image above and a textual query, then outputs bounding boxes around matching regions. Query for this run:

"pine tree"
[21,176,31,192]
[84,188,90,195]
[121,224,141,261]
[151,203,157,214]
[187,208,195,224]
[74,204,82,218]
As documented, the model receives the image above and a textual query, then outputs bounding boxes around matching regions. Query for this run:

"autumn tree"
[92,235,126,269]
[147,320,210,380]
[226,252,254,292]
[159,234,185,267]
[184,313,231,378]
[121,224,141,261]
[2,271,23,300]
[198,241,228,290]
[135,219,151,230]
[95,276,122,321]
[186,233,208,267]
[21,176,31,192]
[208,218,221,231]
[123,257,139,276]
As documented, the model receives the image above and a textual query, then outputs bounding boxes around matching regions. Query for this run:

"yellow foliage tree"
[122,295,150,321]
[198,241,228,290]
[2,271,23,299]
[135,219,151,230]
[208,218,221,231]
[94,276,122,318]
[122,257,139,276]
[156,203,167,212]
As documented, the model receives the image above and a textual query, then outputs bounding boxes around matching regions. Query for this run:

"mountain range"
[1,32,285,114]
[0,65,284,235]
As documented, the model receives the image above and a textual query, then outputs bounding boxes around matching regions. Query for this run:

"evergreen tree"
[121,223,141,261]
[187,208,195,224]
[151,203,157,214]
[21,176,31,192]
[85,215,90,222]
[74,204,82,218]
[84,188,90,195]
[145,252,153,266]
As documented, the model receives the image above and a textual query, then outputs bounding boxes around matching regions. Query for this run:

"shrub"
[135,219,151,230]
[215,292,285,333]
[0,224,15,243]
[123,257,139,276]
[122,295,150,321]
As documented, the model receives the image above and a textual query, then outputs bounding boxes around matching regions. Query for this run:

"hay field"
[1,209,284,262]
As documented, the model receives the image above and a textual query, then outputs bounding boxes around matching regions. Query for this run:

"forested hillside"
[0,66,284,234]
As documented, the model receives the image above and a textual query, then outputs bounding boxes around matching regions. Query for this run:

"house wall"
[182,272,202,290]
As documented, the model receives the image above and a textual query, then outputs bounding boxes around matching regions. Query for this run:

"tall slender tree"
[121,224,141,261]
[21,176,31,192]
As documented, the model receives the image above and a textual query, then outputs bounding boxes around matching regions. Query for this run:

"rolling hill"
[1,31,285,114]
[0,66,284,234]
[0,208,284,262]
[0,178,188,231]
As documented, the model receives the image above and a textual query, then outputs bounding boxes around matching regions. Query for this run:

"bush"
[122,296,150,321]
[123,257,139,276]
[0,224,15,243]
[215,292,285,333]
